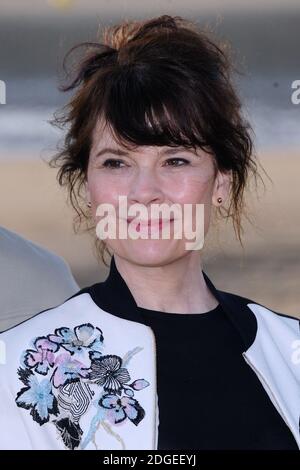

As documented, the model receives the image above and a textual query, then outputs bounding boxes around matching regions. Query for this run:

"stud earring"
[217,197,222,204]
[87,202,91,208]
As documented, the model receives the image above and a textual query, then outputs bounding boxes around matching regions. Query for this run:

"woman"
[0,15,299,451]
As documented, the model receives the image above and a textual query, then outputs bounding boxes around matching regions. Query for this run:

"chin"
[110,239,186,267]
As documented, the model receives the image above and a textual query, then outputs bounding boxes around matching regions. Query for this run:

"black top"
[136,303,298,450]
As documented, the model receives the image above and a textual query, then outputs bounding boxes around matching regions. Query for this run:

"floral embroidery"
[89,355,131,394]
[51,353,90,388]
[99,394,145,426]
[15,322,150,450]
[16,368,59,425]
[23,337,58,375]
[48,324,104,355]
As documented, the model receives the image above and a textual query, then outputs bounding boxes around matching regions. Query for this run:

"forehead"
[90,118,200,158]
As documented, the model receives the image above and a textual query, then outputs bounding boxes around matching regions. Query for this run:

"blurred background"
[0,0,299,315]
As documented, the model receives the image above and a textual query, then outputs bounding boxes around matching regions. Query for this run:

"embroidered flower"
[23,337,58,375]
[15,368,59,425]
[51,353,90,388]
[15,322,150,450]
[48,323,104,355]
[89,355,131,395]
[99,394,145,426]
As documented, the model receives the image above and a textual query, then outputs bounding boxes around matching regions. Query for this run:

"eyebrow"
[94,146,196,159]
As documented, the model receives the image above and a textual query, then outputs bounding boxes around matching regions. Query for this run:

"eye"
[102,158,126,169]
[164,158,190,167]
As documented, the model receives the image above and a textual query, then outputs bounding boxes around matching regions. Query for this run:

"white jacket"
[0,256,299,450]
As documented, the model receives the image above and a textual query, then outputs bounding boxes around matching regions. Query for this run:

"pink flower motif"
[51,353,90,388]
[24,338,59,375]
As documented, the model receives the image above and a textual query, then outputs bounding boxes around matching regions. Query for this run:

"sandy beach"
[0,150,299,317]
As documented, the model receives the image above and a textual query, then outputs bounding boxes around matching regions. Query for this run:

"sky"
[1,0,300,17]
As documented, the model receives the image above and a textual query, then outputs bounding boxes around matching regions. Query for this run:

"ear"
[211,169,232,207]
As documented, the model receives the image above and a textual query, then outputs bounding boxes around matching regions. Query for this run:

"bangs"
[99,63,211,154]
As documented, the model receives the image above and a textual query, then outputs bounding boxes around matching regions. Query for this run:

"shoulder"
[220,288,300,332]
[0,289,99,377]
[219,288,299,320]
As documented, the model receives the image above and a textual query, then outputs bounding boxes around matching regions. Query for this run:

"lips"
[127,218,174,225]
[126,218,174,232]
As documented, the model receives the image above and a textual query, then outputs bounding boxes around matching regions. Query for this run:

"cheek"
[87,173,133,229]
[171,173,215,237]
[87,174,129,206]
[171,172,215,204]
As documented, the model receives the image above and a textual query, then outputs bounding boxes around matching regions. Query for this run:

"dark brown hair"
[49,14,265,266]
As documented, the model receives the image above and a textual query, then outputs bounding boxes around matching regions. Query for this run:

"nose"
[128,168,165,206]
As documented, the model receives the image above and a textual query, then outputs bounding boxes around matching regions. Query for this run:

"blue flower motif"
[48,323,104,355]
[15,368,59,425]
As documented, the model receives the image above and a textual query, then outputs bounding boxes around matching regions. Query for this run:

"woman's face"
[86,120,230,266]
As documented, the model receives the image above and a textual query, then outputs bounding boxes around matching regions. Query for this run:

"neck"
[113,253,219,314]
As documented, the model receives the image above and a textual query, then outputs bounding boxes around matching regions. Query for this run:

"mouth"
[126,218,175,232]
